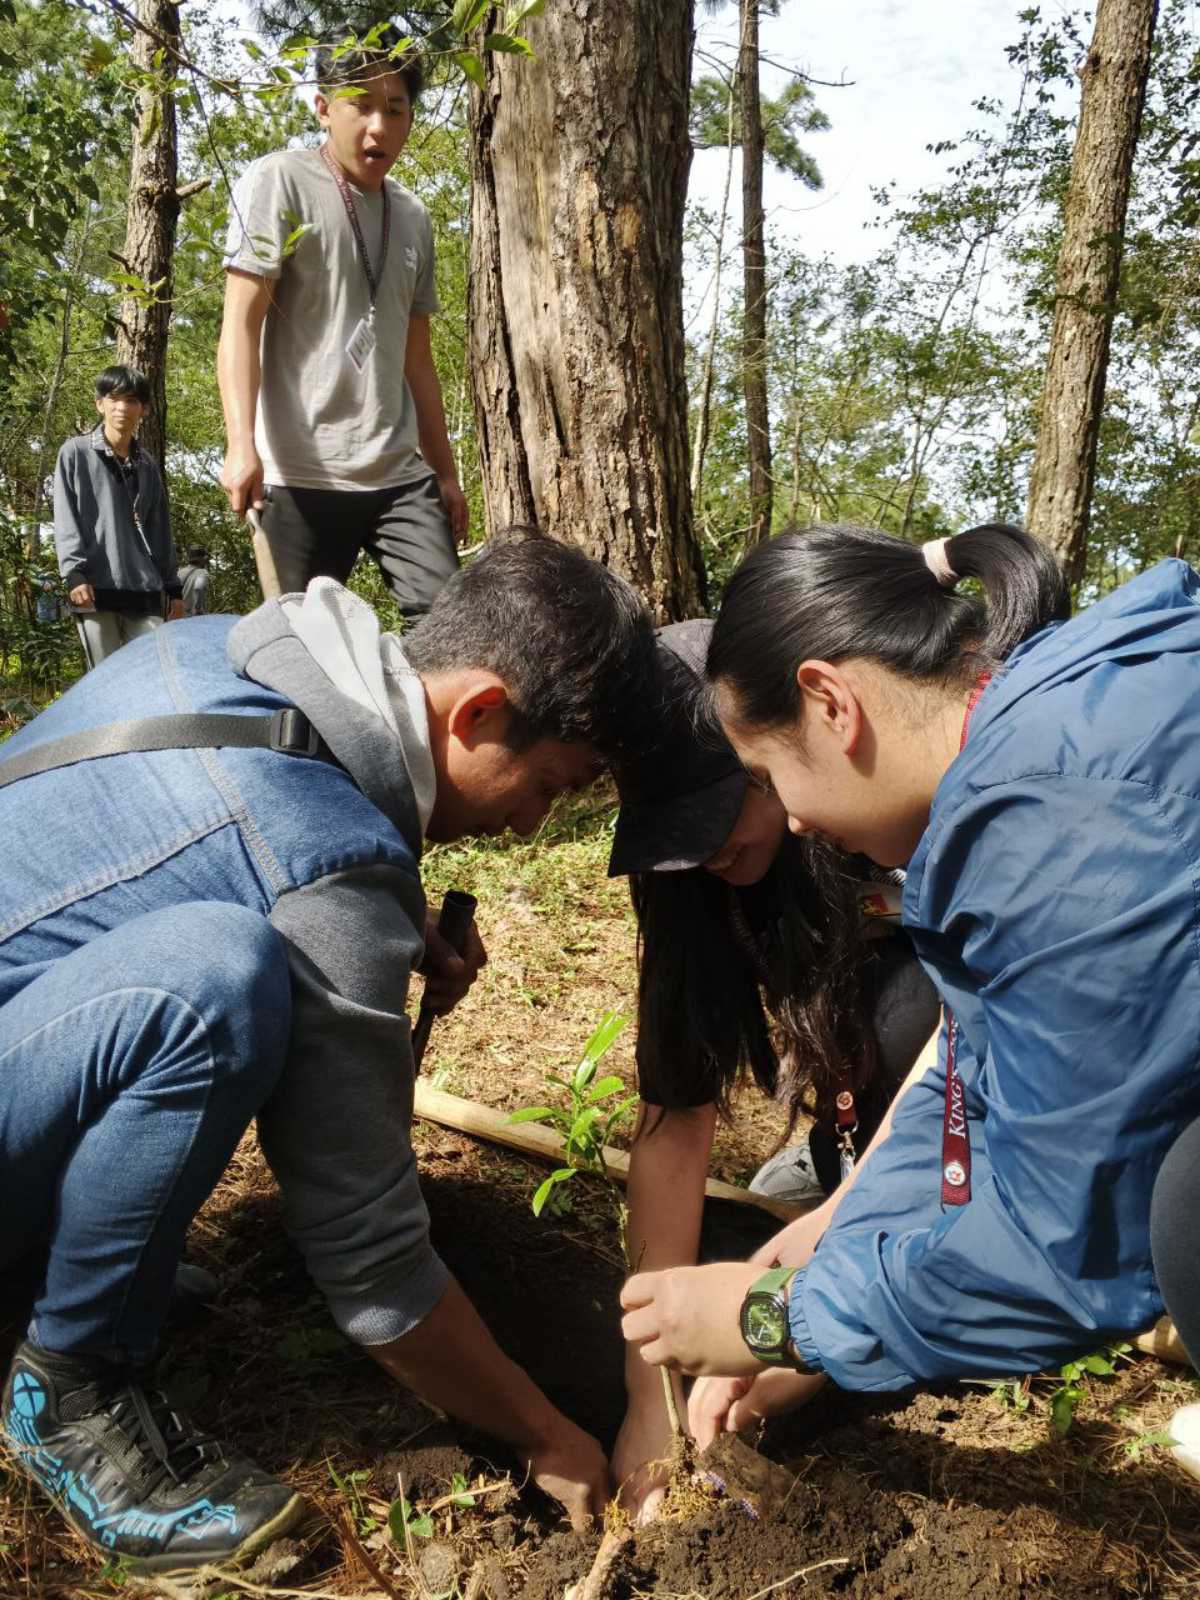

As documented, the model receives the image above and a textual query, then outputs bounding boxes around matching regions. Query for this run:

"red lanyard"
[320,144,391,312]
[940,671,993,1207]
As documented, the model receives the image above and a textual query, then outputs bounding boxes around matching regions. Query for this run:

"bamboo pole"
[411,1081,814,1222]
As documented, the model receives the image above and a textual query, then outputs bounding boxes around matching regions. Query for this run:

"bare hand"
[611,1377,687,1523]
[621,1262,762,1378]
[437,474,469,545]
[749,1204,832,1272]
[523,1421,609,1533]
[166,598,185,622]
[419,913,487,1015]
[69,582,95,609]
[689,1368,826,1451]
[220,445,265,516]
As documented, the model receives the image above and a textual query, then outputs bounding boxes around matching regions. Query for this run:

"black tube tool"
[411,889,478,1071]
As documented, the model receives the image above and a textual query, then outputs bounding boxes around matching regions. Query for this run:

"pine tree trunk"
[1025,0,1158,584]
[468,0,706,621]
[739,0,772,545]
[690,76,736,515]
[115,0,182,475]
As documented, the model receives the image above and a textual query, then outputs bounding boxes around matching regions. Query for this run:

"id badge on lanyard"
[345,311,377,374]
[321,144,389,377]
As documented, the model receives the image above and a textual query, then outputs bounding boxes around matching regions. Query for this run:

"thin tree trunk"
[115,0,182,475]
[1026,0,1158,585]
[30,213,94,556]
[690,74,736,513]
[469,0,706,620]
[739,0,772,545]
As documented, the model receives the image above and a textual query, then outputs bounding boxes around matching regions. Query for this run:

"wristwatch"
[739,1266,808,1370]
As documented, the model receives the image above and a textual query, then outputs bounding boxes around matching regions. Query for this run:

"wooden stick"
[411,1082,815,1222]
[246,505,282,600]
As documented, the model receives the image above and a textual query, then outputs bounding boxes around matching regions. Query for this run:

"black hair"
[632,836,876,1134]
[404,530,659,760]
[315,23,423,102]
[708,521,1070,729]
[95,365,151,405]
[186,546,209,564]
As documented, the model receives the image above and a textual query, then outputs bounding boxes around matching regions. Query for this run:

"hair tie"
[922,537,958,588]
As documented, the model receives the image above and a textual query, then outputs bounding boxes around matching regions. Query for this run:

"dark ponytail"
[707,522,1070,728]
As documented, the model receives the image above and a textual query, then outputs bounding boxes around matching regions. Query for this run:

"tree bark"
[115,0,182,475]
[1025,0,1158,585]
[468,0,706,621]
[739,0,772,545]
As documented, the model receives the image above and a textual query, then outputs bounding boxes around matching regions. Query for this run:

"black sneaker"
[2,1339,304,1572]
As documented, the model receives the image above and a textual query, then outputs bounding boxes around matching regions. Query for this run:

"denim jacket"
[0,607,447,1345]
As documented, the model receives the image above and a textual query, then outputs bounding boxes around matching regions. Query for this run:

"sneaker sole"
[121,1491,307,1576]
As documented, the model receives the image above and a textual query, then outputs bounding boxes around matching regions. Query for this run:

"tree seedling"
[1049,1343,1131,1435]
[507,1012,688,1451]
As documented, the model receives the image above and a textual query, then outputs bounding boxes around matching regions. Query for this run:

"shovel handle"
[246,505,282,601]
[412,890,478,1071]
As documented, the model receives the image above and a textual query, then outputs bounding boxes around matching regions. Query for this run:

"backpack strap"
[0,708,339,791]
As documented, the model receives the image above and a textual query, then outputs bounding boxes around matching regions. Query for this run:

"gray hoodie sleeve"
[53,442,89,585]
[260,862,449,1344]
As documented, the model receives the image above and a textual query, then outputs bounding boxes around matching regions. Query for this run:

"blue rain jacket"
[787,559,1200,1390]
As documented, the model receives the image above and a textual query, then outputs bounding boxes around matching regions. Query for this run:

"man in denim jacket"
[0,535,656,1573]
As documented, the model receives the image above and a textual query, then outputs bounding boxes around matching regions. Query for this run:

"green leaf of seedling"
[449,1471,476,1507]
[1080,1352,1116,1376]
[483,32,533,55]
[1051,1385,1080,1435]
[601,1095,639,1142]
[586,1076,625,1103]
[389,1497,434,1541]
[506,1105,559,1124]
[581,1010,629,1065]
[572,1057,597,1095]
[1125,1429,1179,1459]
[532,1167,574,1216]
[566,1106,601,1151]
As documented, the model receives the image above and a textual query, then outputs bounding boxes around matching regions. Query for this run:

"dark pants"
[1151,1117,1200,1370]
[808,935,942,1194]
[261,472,459,619]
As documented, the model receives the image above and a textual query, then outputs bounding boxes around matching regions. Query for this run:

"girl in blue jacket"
[620,523,1200,1474]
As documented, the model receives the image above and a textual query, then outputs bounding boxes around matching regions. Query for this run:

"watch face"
[743,1295,786,1351]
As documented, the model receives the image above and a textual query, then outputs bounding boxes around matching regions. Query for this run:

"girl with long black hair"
[609,619,938,1512]
[621,523,1200,1483]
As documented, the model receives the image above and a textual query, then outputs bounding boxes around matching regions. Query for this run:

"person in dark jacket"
[53,366,183,668]
[0,535,658,1572]
[621,524,1200,1484]
[608,618,938,1515]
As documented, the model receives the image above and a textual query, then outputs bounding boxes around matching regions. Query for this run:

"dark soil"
[5,1117,1200,1596]
[416,1132,1200,1599]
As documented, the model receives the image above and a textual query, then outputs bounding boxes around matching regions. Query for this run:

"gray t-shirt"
[224,147,440,492]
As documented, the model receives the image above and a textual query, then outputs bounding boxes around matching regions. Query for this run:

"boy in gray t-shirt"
[217,32,466,617]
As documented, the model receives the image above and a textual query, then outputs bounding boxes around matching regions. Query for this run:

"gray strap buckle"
[270,708,320,757]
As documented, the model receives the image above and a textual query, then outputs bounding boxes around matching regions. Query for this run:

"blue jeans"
[0,902,290,1365]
